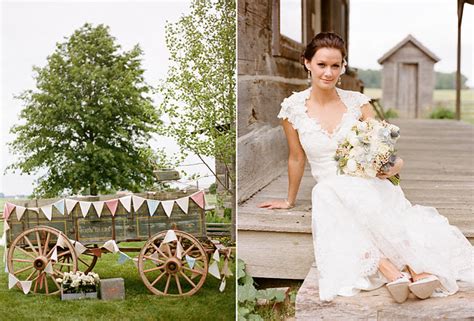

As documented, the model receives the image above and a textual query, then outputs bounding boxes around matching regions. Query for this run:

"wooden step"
[296,265,474,320]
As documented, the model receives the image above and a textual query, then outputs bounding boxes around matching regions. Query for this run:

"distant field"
[363,88,474,124]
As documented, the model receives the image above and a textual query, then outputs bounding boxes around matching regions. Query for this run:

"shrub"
[384,108,398,119]
[430,107,454,119]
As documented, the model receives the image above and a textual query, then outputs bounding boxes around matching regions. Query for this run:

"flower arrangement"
[335,118,401,185]
[57,271,100,294]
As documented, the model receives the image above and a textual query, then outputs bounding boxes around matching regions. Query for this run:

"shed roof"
[377,34,440,64]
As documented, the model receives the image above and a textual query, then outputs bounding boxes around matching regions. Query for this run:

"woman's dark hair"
[301,32,347,72]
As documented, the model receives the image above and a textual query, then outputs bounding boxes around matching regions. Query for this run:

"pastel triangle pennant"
[41,205,53,221]
[105,199,119,216]
[132,195,146,210]
[44,261,54,274]
[79,201,92,218]
[20,281,32,294]
[117,251,130,264]
[162,200,174,218]
[212,249,220,262]
[16,206,27,221]
[208,261,221,279]
[92,201,104,218]
[102,240,119,253]
[4,259,9,273]
[176,241,184,260]
[162,230,177,244]
[176,197,189,214]
[190,191,205,209]
[185,255,196,269]
[119,196,132,212]
[56,234,67,249]
[219,278,226,292]
[0,233,6,247]
[3,203,15,220]
[53,200,65,215]
[65,199,77,214]
[4,221,10,232]
[222,258,233,277]
[73,240,87,255]
[51,247,58,261]
[29,207,39,213]
[8,273,19,289]
[147,200,160,216]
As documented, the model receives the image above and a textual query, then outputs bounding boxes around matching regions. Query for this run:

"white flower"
[346,159,357,172]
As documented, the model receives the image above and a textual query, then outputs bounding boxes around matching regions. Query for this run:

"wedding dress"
[278,87,474,302]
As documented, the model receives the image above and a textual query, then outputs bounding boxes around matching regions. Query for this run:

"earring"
[307,70,311,80]
[337,77,342,86]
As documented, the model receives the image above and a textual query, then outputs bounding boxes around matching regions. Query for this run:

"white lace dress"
[278,87,474,302]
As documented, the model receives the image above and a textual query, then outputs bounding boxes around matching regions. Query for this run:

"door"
[397,63,419,118]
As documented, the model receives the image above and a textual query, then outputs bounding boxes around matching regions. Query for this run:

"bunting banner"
[29,207,39,214]
[190,191,205,209]
[44,261,54,274]
[92,201,104,218]
[132,195,146,211]
[51,247,58,261]
[212,249,220,263]
[8,273,19,289]
[0,233,6,247]
[208,261,221,279]
[161,200,174,218]
[102,240,119,253]
[4,221,10,232]
[20,280,32,294]
[105,199,118,216]
[65,199,77,214]
[147,200,160,216]
[41,205,53,221]
[222,258,233,277]
[56,234,67,249]
[53,200,65,215]
[176,241,184,260]
[219,278,226,292]
[73,240,87,255]
[117,251,131,265]
[176,197,189,214]
[185,255,196,269]
[3,203,15,220]
[119,196,132,212]
[162,230,177,244]
[15,206,27,221]
[79,201,92,218]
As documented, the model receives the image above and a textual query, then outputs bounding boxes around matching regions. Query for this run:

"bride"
[258,32,473,303]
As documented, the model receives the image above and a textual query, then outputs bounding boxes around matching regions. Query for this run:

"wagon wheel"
[56,245,98,274]
[7,226,78,295]
[138,230,208,296]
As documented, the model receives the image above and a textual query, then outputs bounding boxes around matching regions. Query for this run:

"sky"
[0,0,217,196]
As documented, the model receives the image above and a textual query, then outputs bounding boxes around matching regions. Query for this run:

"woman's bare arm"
[258,119,306,209]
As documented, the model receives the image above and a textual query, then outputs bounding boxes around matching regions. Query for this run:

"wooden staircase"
[238,119,474,319]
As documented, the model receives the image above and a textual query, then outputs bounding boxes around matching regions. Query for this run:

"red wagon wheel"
[7,226,78,295]
[138,230,208,296]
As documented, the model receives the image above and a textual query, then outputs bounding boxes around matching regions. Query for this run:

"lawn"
[363,88,474,124]
[0,220,235,321]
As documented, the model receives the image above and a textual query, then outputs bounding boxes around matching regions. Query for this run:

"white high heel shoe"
[408,275,440,299]
[386,273,411,303]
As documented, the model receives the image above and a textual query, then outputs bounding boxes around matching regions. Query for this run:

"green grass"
[0,221,235,321]
[363,88,474,124]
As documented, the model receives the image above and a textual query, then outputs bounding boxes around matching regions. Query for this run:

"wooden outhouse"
[378,35,440,118]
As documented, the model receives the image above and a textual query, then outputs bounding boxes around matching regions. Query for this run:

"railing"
[206,222,232,237]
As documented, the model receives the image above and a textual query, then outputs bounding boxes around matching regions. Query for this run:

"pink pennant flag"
[105,199,119,216]
[190,191,205,209]
[3,203,15,220]
[119,196,132,212]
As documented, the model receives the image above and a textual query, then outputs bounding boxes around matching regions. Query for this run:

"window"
[280,0,302,43]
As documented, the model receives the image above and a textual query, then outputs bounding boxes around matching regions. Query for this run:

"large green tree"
[159,0,236,239]
[8,23,163,197]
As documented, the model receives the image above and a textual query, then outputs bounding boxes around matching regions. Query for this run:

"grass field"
[363,88,474,124]
[0,219,235,321]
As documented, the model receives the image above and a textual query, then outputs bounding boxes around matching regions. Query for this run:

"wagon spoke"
[151,243,168,259]
[143,265,165,274]
[35,232,43,256]
[43,232,51,257]
[143,255,166,264]
[164,274,171,294]
[13,265,34,275]
[57,250,71,258]
[174,274,182,295]
[12,258,34,263]
[26,269,37,281]
[44,275,49,294]
[39,272,44,290]
[165,243,172,258]
[23,236,39,256]
[53,269,64,277]
[150,272,166,287]
[182,244,195,257]
[180,271,197,288]
[78,256,90,266]
[33,273,39,293]
[55,262,73,267]
[15,245,36,259]
[50,275,60,291]
[182,266,204,275]
[45,245,56,259]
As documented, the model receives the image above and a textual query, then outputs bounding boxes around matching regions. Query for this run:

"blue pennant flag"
[186,255,196,269]
[117,251,130,265]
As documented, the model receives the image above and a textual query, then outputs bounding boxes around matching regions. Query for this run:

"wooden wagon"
[3,190,229,296]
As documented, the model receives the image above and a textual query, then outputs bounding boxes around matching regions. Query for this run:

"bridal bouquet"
[334,118,401,185]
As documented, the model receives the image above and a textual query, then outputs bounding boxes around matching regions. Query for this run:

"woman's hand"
[258,199,294,209]
[376,157,404,179]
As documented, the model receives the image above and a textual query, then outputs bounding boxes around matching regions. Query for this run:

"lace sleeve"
[351,92,372,120]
